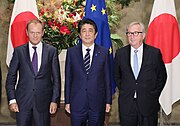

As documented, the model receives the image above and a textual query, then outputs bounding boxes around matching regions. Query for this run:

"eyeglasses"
[126,31,143,37]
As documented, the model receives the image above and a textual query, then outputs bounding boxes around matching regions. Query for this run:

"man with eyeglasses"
[114,21,167,126]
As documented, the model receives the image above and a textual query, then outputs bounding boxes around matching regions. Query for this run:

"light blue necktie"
[133,50,139,79]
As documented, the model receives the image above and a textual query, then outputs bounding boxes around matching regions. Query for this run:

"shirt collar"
[29,41,42,49]
[131,43,143,53]
[82,43,95,51]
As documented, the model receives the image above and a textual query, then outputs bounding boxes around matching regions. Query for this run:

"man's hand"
[105,104,111,113]
[9,103,19,112]
[65,104,71,114]
[50,102,58,114]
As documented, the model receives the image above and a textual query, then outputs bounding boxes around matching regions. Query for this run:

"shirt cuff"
[9,99,17,105]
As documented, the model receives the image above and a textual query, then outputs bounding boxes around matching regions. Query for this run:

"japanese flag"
[6,0,39,66]
[146,0,180,115]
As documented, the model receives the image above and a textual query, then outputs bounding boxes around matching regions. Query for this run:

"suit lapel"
[23,43,35,75]
[138,43,148,75]
[126,45,134,77]
[89,44,100,73]
[75,44,85,73]
[38,42,48,76]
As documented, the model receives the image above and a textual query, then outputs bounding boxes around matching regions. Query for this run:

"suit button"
[33,89,35,91]
[136,83,138,85]
[85,89,87,91]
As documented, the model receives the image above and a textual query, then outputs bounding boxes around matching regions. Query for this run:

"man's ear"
[143,32,146,39]
[79,33,82,39]
[95,32,98,39]
[42,29,45,37]
[26,29,29,36]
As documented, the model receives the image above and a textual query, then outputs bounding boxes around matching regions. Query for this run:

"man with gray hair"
[114,21,167,126]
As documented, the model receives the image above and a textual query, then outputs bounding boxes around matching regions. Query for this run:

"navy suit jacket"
[114,43,167,116]
[6,42,61,113]
[65,43,112,112]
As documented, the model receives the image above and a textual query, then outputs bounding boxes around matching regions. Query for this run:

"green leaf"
[111,34,122,40]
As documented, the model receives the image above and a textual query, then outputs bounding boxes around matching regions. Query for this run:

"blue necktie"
[84,48,91,74]
[133,50,139,79]
[32,46,38,75]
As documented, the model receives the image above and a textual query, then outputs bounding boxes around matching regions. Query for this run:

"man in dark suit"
[65,18,112,126]
[6,19,61,126]
[114,21,167,126]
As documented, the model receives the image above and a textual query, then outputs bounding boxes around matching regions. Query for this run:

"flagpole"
[159,107,163,126]
[159,107,172,126]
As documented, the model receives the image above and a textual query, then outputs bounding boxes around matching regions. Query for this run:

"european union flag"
[84,0,116,94]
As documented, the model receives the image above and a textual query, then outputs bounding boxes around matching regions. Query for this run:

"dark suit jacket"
[114,43,167,116]
[65,43,112,112]
[6,42,61,113]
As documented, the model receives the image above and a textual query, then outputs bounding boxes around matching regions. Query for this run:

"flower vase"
[58,49,67,103]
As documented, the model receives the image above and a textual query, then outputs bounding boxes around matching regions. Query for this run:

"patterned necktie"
[133,50,139,79]
[84,48,91,74]
[32,46,38,75]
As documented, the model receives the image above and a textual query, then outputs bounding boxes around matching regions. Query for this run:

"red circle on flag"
[11,11,38,48]
[146,14,180,63]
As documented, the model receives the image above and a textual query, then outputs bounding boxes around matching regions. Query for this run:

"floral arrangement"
[37,0,85,53]
[9,0,131,52]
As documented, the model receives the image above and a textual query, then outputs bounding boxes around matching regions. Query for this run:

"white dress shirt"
[131,44,143,98]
